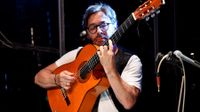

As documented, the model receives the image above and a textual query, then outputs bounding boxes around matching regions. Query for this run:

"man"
[34,3,142,112]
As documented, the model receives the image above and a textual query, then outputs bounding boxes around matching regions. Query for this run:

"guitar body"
[47,44,110,112]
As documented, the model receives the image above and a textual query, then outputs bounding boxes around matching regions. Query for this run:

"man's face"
[86,11,116,46]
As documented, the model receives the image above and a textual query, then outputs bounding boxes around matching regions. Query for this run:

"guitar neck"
[110,14,135,45]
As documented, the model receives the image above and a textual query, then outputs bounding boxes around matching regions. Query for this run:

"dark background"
[0,0,200,112]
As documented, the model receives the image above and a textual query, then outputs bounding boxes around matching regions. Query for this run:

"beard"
[93,34,109,46]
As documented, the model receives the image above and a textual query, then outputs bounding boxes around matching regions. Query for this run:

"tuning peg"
[156,10,160,14]
[145,16,150,21]
[151,13,155,18]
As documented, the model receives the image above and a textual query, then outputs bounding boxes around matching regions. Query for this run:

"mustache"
[93,36,108,46]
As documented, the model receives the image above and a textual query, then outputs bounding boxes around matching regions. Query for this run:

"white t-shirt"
[55,46,142,112]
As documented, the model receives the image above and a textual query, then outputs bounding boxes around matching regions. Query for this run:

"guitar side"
[47,44,110,112]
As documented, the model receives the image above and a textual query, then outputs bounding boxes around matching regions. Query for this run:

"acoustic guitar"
[47,0,165,111]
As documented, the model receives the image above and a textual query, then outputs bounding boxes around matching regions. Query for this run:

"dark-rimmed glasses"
[87,22,111,34]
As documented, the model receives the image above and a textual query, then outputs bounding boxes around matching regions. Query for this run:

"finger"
[61,71,77,80]
[103,45,108,50]
[97,50,101,56]
[66,82,70,86]
[108,39,113,51]
[99,46,104,51]
[62,70,74,76]
[63,77,76,85]
[63,86,70,90]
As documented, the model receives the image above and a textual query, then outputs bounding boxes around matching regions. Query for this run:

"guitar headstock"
[133,0,165,21]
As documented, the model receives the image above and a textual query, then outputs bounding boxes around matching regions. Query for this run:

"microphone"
[173,50,200,69]
[156,51,179,65]
[155,51,179,92]
[155,52,164,63]
[80,30,86,37]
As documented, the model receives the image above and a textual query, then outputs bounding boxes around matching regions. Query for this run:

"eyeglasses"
[87,22,111,34]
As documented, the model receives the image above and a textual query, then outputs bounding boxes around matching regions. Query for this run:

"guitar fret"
[87,54,99,71]
[127,16,132,25]
[93,54,99,65]
[91,54,99,68]
[87,60,92,71]
[110,14,135,45]
[112,32,120,44]
[120,24,125,33]
[80,65,88,79]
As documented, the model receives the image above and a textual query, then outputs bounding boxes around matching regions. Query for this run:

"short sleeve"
[55,47,83,66]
